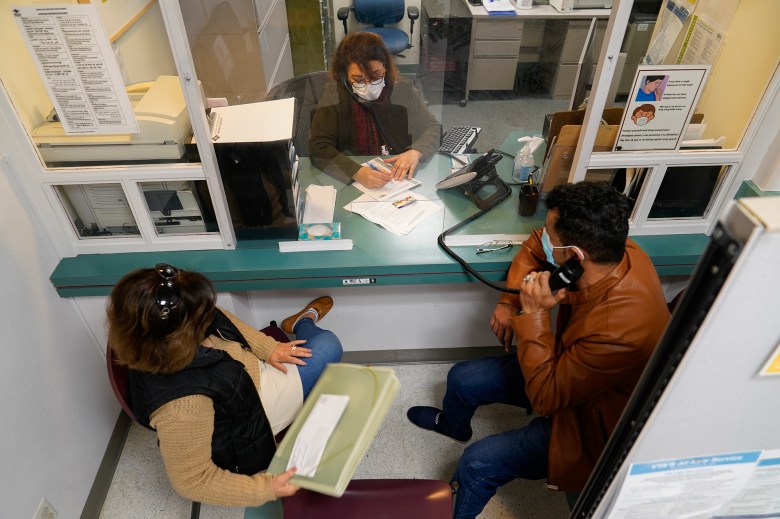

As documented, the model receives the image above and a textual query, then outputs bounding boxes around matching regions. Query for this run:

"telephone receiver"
[546,258,584,292]
[467,148,502,174]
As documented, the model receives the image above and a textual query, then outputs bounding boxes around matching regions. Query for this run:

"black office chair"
[337,0,419,56]
[264,71,333,158]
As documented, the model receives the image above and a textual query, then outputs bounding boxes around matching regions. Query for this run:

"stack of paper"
[267,364,400,497]
[483,0,517,15]
[349,174,442,235]
[302,185,337,223]
[208,98,294,143]
[347,192,443,236]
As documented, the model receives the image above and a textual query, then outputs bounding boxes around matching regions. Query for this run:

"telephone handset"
[436,148,503,189]
[547,258,584,292]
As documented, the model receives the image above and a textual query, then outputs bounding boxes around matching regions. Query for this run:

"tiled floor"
[100,363,570,518]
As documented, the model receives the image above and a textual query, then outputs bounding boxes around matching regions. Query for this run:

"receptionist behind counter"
[308,32,441,189]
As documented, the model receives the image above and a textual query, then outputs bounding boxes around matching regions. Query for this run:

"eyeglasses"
[350,76,384,88]
[155,263,180,320]
[476,240,514,254]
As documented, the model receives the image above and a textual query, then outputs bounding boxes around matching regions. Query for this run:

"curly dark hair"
[107,266,216,374]
[330,32,398,87]
[544,182,631,264]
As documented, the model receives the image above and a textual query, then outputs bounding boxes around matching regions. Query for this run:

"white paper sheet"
[353,177,422,201]
[346,192,443,235]
[209,98,294,143]
[14,5,138,135]
[302,185,336,224]
[482,0,517,15]
[286,394,350,477]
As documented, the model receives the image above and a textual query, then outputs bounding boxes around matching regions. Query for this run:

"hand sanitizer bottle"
[512,145,535,183]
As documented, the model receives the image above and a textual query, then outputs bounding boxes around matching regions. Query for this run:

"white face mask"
[635,116,650,126]
[352,78,385,102]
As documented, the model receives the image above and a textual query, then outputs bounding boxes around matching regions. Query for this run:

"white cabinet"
[549,19,606,100]
[185,0,293,104]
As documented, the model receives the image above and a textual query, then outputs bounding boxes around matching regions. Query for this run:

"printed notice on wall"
[607,450,780,518]
[645,0,693,65]
[614,65,709,151]
[676,15,726,65]
[12,5,138,135]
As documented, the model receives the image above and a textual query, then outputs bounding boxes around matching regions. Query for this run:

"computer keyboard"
[439,126,481,154]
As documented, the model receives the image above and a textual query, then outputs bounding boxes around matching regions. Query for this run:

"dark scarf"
[351,88,390,156]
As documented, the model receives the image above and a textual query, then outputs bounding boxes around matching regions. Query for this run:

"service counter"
[51,132,706,359]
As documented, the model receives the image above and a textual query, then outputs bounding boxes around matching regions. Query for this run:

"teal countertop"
[50,133,710,297]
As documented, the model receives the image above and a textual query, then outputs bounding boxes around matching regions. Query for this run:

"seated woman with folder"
[308,32,441,188]
[107,264,343,506]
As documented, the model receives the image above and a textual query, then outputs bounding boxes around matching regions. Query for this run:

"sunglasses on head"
[155,263,180,320]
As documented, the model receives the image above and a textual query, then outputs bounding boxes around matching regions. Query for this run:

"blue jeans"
[292,318,343,397]
[444,355,552,519]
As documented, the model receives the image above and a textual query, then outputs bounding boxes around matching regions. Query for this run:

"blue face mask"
[541,228,558,266]
[542,228,584,267]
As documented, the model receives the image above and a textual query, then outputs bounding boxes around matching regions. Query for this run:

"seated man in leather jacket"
[407,181,671,519]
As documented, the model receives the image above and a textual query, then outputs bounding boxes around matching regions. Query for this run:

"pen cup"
[518,184,539,217]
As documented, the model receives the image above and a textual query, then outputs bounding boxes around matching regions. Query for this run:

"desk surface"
[50,132,708,297]
[466,2,610,18]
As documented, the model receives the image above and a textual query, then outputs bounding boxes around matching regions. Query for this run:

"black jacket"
[129,312,276,474]
[308,76,441,182]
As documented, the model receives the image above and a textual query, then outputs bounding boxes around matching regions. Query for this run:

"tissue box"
[298,222,341,241]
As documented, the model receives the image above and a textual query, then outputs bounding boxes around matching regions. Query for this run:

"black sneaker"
[406,406,472,443]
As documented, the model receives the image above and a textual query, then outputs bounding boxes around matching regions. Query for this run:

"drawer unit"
[475,19,524,39]
[468,18,525,91]
[549,19,606,100]
[468,58,518,90]
[474,40,522,57]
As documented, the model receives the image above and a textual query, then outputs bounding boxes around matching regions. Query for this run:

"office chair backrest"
[106,346,144,426]
[264,71,333,157]
[354,0,405,26]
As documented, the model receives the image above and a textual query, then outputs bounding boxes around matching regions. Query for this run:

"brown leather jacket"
[501,229,670,491]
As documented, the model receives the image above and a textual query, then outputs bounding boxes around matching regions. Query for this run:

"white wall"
[0,144,118,517]
[592,199,780,516]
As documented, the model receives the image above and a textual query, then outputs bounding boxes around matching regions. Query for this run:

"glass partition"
[0,1,194,169]
[138,180,217,236]
[647,164,728,220]
[53,183,139,239]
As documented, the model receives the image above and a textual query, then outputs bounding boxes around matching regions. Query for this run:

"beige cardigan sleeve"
[150,395,277,506]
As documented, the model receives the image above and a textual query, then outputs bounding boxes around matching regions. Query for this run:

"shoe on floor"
[407,406,472,443]
[281,296,334,334]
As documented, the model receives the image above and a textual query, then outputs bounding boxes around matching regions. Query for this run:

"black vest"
[129,311,275,475]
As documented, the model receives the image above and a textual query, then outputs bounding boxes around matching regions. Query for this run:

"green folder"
[267,363,400,497]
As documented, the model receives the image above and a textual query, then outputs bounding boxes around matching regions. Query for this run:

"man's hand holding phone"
[518,271,566,314]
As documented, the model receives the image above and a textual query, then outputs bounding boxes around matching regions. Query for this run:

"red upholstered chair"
[283,479,453,518]
[106,321,290,519]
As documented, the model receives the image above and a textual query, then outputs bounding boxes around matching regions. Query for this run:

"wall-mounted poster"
[12,5,138,135]
[614,65,709,151]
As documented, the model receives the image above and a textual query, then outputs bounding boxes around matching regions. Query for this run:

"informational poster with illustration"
[13,5,138,135]
[614,65,710,151]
